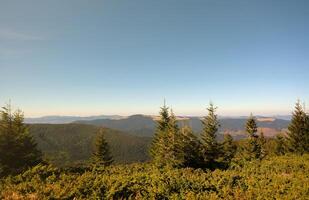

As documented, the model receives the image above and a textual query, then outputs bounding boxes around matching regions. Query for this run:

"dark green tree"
[150,103,186,168]
[0,104,42,176]
[201,103,221,169]
[286,101,308,154]
[180,125,203,168]
[244,114,261,160]
[92,129,113,166]
[220,134,237,167]
[274,134,286,155]
[149,101,170,161]
[164,110,184,167]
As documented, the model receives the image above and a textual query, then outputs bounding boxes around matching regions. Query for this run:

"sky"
[0,0,308,117]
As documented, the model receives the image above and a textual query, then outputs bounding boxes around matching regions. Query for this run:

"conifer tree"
[274,134,286,155]
[0,103,42,176]
[245,114,261,160]
[201,103,221,169]
[180,124,203,168]
[164,110,184,167]
[149,101,170,160]
[220,134,237,167]
[92,129,113,166]
[287,100,308,154]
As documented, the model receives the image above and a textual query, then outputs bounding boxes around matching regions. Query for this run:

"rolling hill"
[74,115,290,138]
[28,124,151,166]
[26,116,290,166]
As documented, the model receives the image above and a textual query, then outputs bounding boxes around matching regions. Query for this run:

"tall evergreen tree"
[244,114,261,160]
[220,134,237,167]
[287,100,308,154]
[150,103,186,168]
[0,104,42,176]
[201,103,221,169]
[180,125,203,168]
[92,129,113,166]
[164,110,184,167]
[149,101,170,160]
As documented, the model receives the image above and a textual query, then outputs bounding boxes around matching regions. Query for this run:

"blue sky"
[0,0,308,117]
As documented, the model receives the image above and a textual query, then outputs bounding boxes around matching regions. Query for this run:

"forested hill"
[28,124,151,166]
[74,115,290,137]
[25,116,289,166]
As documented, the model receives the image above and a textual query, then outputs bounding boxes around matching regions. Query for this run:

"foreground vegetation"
[0,154,308,199]
[0,100,308,199]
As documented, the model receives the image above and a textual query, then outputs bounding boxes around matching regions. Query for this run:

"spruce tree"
[274,134,286,155]
[180,125,203,168]
[150,103,186,168]
[201,103,221,169]
[287,101,308,154]
[149,102,170,160]
[0,104,42,176]
[164,110,184,167]
[92,129,113,166]
[245,114,261,160]
[220,134,237,167]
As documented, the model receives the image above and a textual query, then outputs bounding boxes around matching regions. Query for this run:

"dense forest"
[0,101,308,199]
[29,124,151,166]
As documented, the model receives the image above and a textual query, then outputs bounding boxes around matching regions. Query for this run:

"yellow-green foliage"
[1,154,308,199]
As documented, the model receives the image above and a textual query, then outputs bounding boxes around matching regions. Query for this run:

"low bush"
[0,154,308,199]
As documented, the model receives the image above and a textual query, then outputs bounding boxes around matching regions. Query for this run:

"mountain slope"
[29,124,151,166]
[74,115,290,137]
[74,114,156,136]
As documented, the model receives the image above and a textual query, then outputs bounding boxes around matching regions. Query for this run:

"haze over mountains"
[25,114,290,165]
[25,115,124,124]
[26,114,290,138]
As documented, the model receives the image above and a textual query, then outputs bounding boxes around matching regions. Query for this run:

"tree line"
[0,100,308,177]
[149,100,309,169]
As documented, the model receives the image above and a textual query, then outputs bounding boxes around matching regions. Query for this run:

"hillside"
[74,115,290,138]
[28,124,151,166]
[24,115,290,166]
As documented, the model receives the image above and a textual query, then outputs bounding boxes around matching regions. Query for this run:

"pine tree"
[287,101,308,154]
[245,114,261,160]
[150,103,187,168]
[201,103,221,169]
[180,124,203,168]
[220,134,237,167]
[92,129,113,166]
[0,104,42,176]
[164,110,184,167]
[149,102,170,160]
[274,134,286,155]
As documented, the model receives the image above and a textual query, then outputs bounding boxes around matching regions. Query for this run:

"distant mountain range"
[25,115,124,124]
[75,115,290,137]
[26,115,291,166]
[26,114,291,138]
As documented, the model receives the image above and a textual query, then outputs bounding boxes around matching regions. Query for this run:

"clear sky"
[0,0,308,117]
